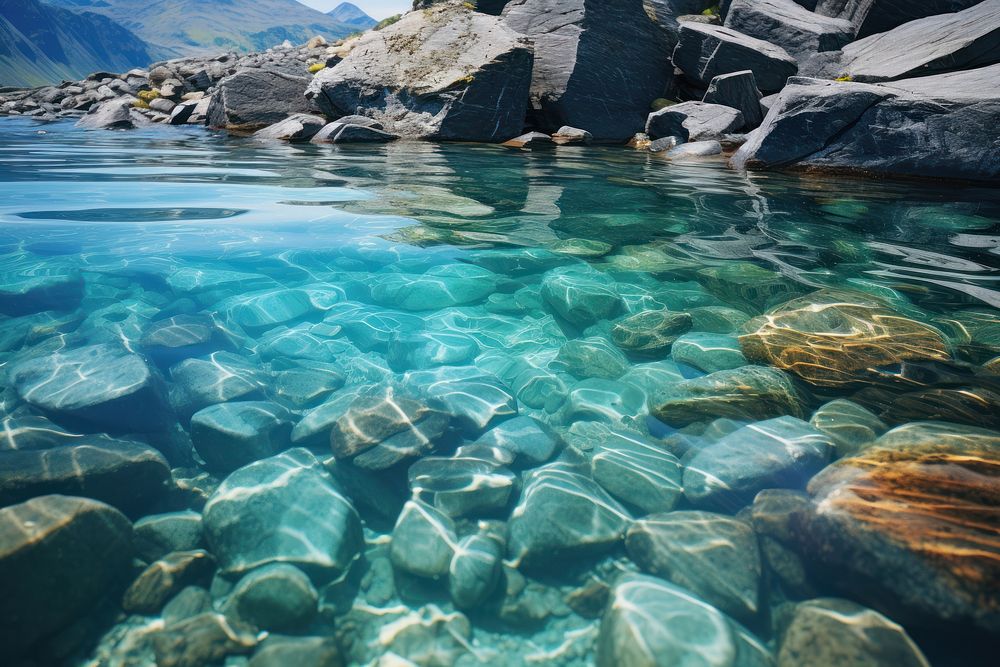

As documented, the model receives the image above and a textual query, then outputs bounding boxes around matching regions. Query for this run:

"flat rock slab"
[725,0,854,58]
[253,114,328,142]
[673,22,798,94]
[646,101,744,141]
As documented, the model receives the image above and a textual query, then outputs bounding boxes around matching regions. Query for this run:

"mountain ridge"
[327,2,377,30]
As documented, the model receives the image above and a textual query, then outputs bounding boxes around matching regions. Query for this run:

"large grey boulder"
[502,0,676,140]
[253,114,328,142]
[725,0,854,58]
[673,22,798,94]
[830,0,1000,82]
[76,99,149,130]
[646,100,744,140]
[814,0,984,38]
[206,69,313,131]
[703,70,764,128]
[732,65,1000,182]
[306,5,533,141]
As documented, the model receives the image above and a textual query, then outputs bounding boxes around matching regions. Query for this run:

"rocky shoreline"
[1,0,998,181]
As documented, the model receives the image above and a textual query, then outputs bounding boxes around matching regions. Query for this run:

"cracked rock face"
[306,5,533,141]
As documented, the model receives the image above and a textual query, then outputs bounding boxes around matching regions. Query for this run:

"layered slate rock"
[778,598,931,667]
[684,416,834,511]
[306,5,532,141]
[202,448,363,578]
[646,100,744,141]
[781,422,1000,633]
[673,22,798,94]
[0,496,133,660]
[650,365,805,426]
[724,0,854,58]
[253,114,328,142]
[597,574,773,667]
[508,463,632,569]
[626,511,762,622]
[739,290,951,388]
[831,1,1000,83]
[732,67,1000,182]
[703,70,764,129]
[390,499,457,579]
[590,427,683,514]
[502,0,675,140]
[0,440,170,516]
[206,69,313,131]
[190,401,294,473]
[10,343,167,432]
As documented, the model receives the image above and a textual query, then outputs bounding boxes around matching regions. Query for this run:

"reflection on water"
[0,118,998,666]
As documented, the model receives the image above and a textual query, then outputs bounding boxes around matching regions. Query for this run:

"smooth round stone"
[166,267,274,296]
[560,378,648,427]
[739,289,951,388]
[597,574,772,667]
[590,427,683,514]
[627,511,762,623]
[0,439,170,517]
[556,336,629,379]
[390,500,457,579]
[409,455,517,517]
[221,287,326,333]
[618,359,685,396]
[778,598,930,667]
[809,399,887,458]
[477,416,563,469]
[688,305,753,333]
[329,388,452,470]
[547,238,613,258]
[611,309,692,356]
[0,496,133,661]
[448,534,503,609]
[151,612,257,667]
[272,365,345,408]
[140,314,222,366]
[202,448,363,578]
[10,343,166,432]
[464,247,575,276]
[325,303,425,352]
[477,352,568,410]
[256,324,355,363]
[698,261,806,312]
[401,366,517,435]
[134,510,204,563]
[123,550,216,614]
[387,331,480,370]
[248,636,343,667]
[370,264,499,310]
[484,287,545,315]
[672,332,747,373]
[540,267,623,326]
[290,386,368,447]
[162,586,213,626]
[684,416,834,512]
[226,563,319,632]
[169,352,264,418]
[190,401,294,473]
[651,366,806,426]
[783,422,1000,633]
[508,464,632,570]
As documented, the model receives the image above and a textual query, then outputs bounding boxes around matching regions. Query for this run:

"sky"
[298,0,412,20]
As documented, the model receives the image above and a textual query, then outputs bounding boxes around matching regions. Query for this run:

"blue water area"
[0,117,998,666]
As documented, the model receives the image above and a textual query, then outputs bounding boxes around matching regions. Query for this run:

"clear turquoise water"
[1,118,998,666]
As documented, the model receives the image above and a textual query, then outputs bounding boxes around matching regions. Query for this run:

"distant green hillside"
[0,0,153,87]
[46,0,357,57]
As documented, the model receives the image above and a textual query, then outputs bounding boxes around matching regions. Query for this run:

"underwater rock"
[272,364,345,409]
[611,309,692,356]
[478,352,569,410]
[226,563,319,632]
[169,352,265,418]
[626,511,762,622]
[698,262,806,313]
[597,574,773,667]
[508,463,632,570]
[672,332,747,373]
[688,305,753,333]
[162,586,213,626]
[556,336,630,380]
[140,314,225,367]
[221,287,329,333]
[11,343,167,432]
[249,636,343,667]
[370,265,500,311]
[0,495,133,661]
[190,401,294,473]
[809,399,887,458]
[650,365,805,426]
[547,238,613,258]
[123,549,215,614]
[590,426,683,514]
[477,415,563,468]
[329,388,452,470]
[390,500,457,579]
[401,366,517,435]
[133,510,204,562]
[449,534,503,609]
[408,453,517,518]
[376,605,472,667]
[202,448,362,578]
[0,269,83,316]
[151,612,257,667]
[540,266,623,326]
[0,439,170,517]
[739,290,952,388]
[783,421,1000,633]
[684,416,834,511]
[560,377,648,427]
[778,598,930,667]
[0,415,86,451]
[387,331,480,371]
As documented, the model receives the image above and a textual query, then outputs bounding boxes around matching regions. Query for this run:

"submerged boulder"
[502,0,676,140]
[306,5,533,141]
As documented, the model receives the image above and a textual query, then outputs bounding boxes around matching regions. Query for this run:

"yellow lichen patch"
[308,63,327,74]
[739,289,952,387]
[132,99,150,109]
[835,75,853,82]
